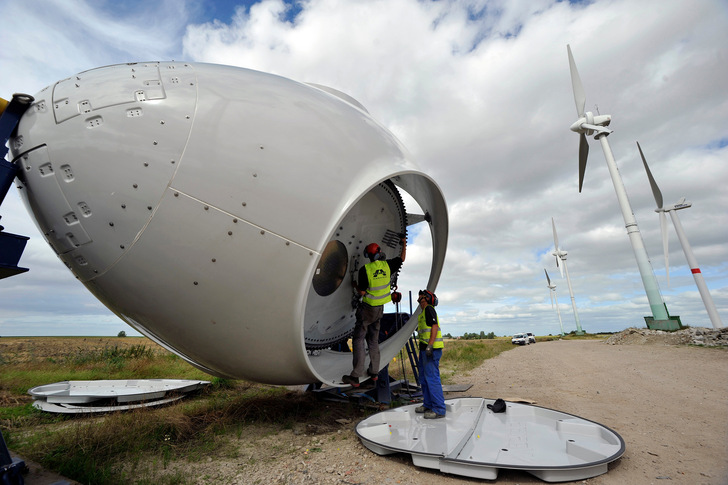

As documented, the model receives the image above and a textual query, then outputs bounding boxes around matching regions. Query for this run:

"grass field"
[0,334,568,484]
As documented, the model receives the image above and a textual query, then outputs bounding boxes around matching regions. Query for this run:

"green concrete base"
[644,316,682,331]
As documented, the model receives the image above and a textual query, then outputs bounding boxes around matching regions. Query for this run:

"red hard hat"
[364,243,380,258]
[418,289,437,306]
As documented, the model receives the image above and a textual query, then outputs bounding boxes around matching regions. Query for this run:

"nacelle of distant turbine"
[9,62,448,386]
[669,197,692,211]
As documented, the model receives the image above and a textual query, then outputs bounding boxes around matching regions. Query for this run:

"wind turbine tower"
[551,218,584,335]
[566,45,677,330]
[545,269,566,336]
[638,142,723,329]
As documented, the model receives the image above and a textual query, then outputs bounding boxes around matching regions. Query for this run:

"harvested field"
[0,336,168,364]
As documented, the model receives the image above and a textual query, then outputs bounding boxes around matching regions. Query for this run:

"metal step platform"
[355,397,625,482]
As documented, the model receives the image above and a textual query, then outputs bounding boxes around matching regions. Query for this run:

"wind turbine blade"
[661,211,669,287]
[637,141,663,208]
[552,217,559,250]
[579,133,589,192]
[567,45,586,117]
[551,219,565,277]
[545,269,556,309]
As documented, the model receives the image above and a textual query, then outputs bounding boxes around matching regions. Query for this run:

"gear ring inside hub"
[304,180,407,350]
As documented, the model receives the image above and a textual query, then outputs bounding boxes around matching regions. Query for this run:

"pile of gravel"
[605,326,728,347]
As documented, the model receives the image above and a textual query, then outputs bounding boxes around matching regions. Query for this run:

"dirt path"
[451,339,728,484]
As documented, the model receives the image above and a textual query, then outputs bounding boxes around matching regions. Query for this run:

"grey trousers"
[351,303,383,378]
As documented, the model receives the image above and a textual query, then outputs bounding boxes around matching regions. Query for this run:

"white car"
[526,332,536,344]
[511,333,528,345]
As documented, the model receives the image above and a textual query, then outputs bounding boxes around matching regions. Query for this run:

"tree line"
[443,331,497,340]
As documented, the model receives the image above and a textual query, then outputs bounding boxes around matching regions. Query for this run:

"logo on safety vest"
[373,269,387,277]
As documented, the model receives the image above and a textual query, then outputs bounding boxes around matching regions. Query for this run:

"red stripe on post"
[692,268,701,274]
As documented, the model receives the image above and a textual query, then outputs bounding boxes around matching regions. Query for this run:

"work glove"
[426,346,433,358]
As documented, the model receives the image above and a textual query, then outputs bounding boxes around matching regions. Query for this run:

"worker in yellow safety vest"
[342,237,406,388]
[415,289,445,418]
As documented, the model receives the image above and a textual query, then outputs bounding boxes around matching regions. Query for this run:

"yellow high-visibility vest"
[362,260,392,306]
[418,306,443,349]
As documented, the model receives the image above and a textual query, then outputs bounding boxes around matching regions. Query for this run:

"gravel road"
[452,338,728,484]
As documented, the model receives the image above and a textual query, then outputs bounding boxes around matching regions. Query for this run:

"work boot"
[424,411,445,419]
[415,405,429,414]
[367,371,379,382]
[359,379,376,389]
[341,375,359,388]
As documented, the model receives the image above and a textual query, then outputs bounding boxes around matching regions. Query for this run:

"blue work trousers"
[418,348,445,415]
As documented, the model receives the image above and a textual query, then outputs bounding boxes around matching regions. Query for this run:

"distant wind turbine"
[638,142,723,329]
[545,269,565,336]
[552,218,584,334]
[567,44,673,328]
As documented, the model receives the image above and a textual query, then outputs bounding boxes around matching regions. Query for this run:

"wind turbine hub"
[570,119,584,133]
[570,112,612,136]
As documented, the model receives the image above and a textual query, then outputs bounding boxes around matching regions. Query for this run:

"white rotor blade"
[579,133,589,192]
[661,211,669,287]
[637,142,663,209]
[567,45,586,118]
[552,218,564,278]
[545,270,555,309]
[568,46,589,192]
[638,141,669,285]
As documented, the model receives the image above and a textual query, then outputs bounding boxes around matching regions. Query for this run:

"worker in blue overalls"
[415,289,446,419]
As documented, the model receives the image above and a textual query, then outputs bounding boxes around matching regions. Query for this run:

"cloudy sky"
[1,0,726,338]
